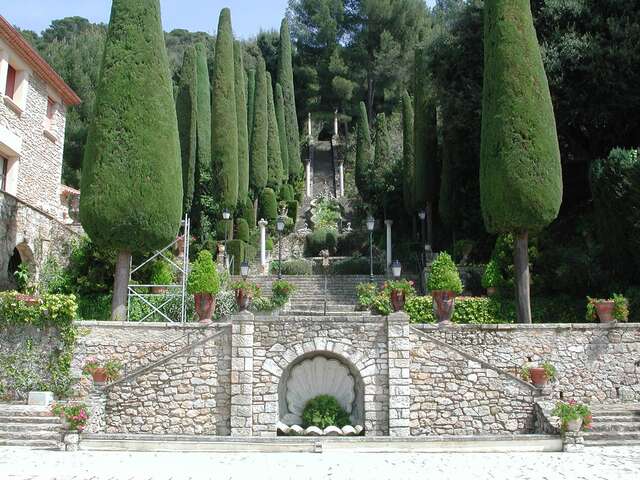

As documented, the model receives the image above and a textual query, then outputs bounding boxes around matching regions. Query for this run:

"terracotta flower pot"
[390,290,405,312]
[15,294,40,306]
[595,301,615,323]
[235,289,252,311]
[91,368,108,384]
[486,287,497,297]
[432,291,456,324]
[151,286,167,295]
[565,418,583,432]
[529,367,548,386]
[194,293,215,323]
[175,235,185,256]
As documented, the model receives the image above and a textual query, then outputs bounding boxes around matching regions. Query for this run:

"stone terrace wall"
[415,324,640,404]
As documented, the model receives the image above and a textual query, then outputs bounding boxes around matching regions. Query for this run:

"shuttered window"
[5,65,16,99]
[0,157,7,192]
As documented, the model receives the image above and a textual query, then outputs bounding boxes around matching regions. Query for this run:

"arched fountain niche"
[278,351,365,428]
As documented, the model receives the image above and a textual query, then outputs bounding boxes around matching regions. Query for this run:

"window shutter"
[5,65,16,99]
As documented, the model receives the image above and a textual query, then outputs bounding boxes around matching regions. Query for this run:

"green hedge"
[306,228,338,256]
[270,258,313,275]
[78,294,112,320]
[287,200,298,223]
[332,256,384,275]
[236,218,250,243]
[226,240,245,273]
[260,187,277,221]
[279,184,294,202]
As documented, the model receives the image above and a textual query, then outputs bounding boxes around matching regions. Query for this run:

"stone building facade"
[66,316,640,437]
[0,15,82,289]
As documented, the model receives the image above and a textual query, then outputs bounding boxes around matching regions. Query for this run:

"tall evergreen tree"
[480,0,562,324]
[266,72,283,191]
[234,40,250,204]
[414,48,439,246]
[176,45,198,214]
[372,113,390,212]
[211,8,238,211]
[247,68,256,146]
[191,42,213,242]
[402,90,415,216]
[277,18,302,180]
[250,56,268,196]
[355,101,372,202]
[275,83,290,182]
[80,0,182,320]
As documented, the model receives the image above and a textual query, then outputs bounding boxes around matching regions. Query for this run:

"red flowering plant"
[383,279,416,297]
[552,399,592,431]
[52,402,90,432]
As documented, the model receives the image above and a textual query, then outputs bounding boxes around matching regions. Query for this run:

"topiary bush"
[306,228,338,256]
[301,394,351,429]
[225,240,245,274]
[236,218,250,243]
[287,200,298,222]
[187,251,220,294]
[332,256,383,275]
[270,258,313,275]
[260,187,278,222]
[150,260,174,286]
[279,184,294,202]
[427,252,463,294]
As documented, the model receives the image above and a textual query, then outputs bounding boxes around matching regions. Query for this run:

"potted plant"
[150,259,174,294]
[187,251,220,323]
[481,260,501,297]
[52,402,90,432]
[586,294,629,323]
[552,400,592,432]
[427,252,463,324]
[271,279,296,309]
[384,279,415,312]
[104,359,122,382]
[231,280,260,311]
[521,360,556,387]
[82,357,106,383]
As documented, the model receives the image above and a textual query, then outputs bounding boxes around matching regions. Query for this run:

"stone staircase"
[584,404,640,447]
[0,404,63,449]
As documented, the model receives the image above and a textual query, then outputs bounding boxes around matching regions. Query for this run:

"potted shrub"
[51,402,90,432]
[427,252,463,324]
[481,260,500,297]
[271,279,296,309]
[82,358,122,384]
[552,400,592,432]
[521,361,556,387]
[231,280,260,311]
[150,260,174,294]
[187,251,221,323]
[586,294,629,323]
[384,279,415,312]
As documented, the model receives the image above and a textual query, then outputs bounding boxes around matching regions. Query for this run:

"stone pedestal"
[387,311,411,436]
[63,432,79,451]
[563,431,584,452]
[27,391,53,406]
[385,220,393,270]
[230,311,255,437]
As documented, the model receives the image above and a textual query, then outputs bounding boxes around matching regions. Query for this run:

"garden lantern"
[367,215,375,281]
[240,261,250,280]
[392,260,402,279]
[222,209,231,267]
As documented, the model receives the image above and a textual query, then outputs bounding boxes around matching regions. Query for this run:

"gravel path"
[1,446,639,480]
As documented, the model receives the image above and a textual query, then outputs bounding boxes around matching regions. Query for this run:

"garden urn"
[565,417,583,432]
[432,291,456,324]
[529,367,548,386]
[390,290,405,312]
[194,293,215,323]
[595,301,615,323]
[91,368,108,384]
[235,289,252,311]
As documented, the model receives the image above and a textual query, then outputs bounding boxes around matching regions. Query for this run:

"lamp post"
[276,216,285,279]
[240,261,249,281]
[222,209,231,268]
[367,215,375,282]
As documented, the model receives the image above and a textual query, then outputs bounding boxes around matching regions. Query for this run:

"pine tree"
[250,56,268,195]
[355,101,372,202]
[277,18,302,180]
[266,72,283,191]
[402,90,415,216]
[275,83,290,183]
[480,0,562,323]
[80,0,182,320]
[234,40,250,203]
[191,42,213,242]
[211,8,238,211]
[176,45,198,215]
[247,68,256,146]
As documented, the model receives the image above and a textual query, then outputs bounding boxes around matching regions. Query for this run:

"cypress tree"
[260,187,278,222]
[250,56,268,194]
[275,83,290,182]
[80,0,181,320]
[277,18,302,180]
[176,45,198,215]
[414,48,439,246]
[266,72,283,191]
[247,68,256,146]
[480,0,562,324]
[372,113,390,212]
[355,101,372,202]
[211,8,238,211]
[191,42,213,241]
[402,90,415,216]
[234,40,250,203]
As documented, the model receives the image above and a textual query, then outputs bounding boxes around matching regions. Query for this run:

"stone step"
[592,415,640,423]
[0,405,55,417]
[582,431,640,441]
[591,411,640,418]
[0,422,61,432]
[0,415,59,424]
[286,311,370,317]
[590,421,640,432]
[0,430,62,441]
[0,439,61,449]
[584,439,640,447]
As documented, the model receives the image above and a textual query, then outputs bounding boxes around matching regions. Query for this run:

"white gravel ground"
[1,446,639,480]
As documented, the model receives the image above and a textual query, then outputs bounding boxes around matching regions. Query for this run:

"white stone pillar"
[230,311,254,437]
[334,110,339,137]
[308,112,312,137]
[258,219,268,272]
[305,160,312,197]
[385,220,393,270]
[339,161,345,198]
[387,311,411,436]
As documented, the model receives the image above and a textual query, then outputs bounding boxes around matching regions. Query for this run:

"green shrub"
[271,280,296,308]
[225,240,245,274]
[356,283,378,310]
[332,256,384,275]
[244,243,257,263]
[77,294,112,320]
[266,235,274,251]
[481,260,501,289]
[301,394,350,429]
[306,228,338,256]
[187,251,220,294]
[626,286,640,322]
[150,260,174,286]
[279,184,294,202]
[336,231,368,256]
[129,293,195,322]
[236,218,250,243]
[287,200,298,222]
[270,259,313,275]
[260,187,278,221]
[427,252,463,294]
[239,199,256,228]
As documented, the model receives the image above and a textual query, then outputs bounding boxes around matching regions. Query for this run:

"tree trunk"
[111,250,131,321]
[426,202,434,247]
[514,231,532,324]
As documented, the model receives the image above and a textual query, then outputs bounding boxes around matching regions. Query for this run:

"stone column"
[334,110,339,137]
[308,112,312,137]
[387,311,411,436]
[230,311,255,437]
[385,220,393,270]
[258,219,268,273]
[305,159,312,197]
[339,161,345,198]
